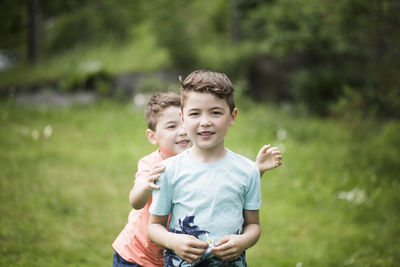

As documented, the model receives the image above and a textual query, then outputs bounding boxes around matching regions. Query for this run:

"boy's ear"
[146,129,158,145]
[229,108,238,127]
[179,110,184,123]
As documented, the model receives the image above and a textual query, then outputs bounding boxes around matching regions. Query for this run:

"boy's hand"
[169,234,208,263]
[211,235,246,261]
[145,164,165,190]
[129,164,165,209]
[256,144,282,175]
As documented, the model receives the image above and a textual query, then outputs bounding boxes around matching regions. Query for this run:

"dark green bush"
[46,1,131,52]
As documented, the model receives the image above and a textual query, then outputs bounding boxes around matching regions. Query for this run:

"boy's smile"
[181,91,237,158]
[176,139,191,146]
[198,131,214,138]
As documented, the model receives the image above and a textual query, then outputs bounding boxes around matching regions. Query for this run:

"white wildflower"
[344,257,355,265]
[43,125,53,139]
[133,93,148,108]
[204,233,214,248]
[296,262,303,267]
[337,187,367,204]
[277,129,287,140]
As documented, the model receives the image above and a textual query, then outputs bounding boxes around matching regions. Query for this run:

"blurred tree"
[0,0,143,57]
[237,0,400,117]
[145,0,231,72]
[145,0,198,71]
[239,0,341,113]
[2,0,399,118]
[0,0,26,56]
[44,0,140,52]
[230,0,241,42]
[27,0,39,64]
[334,0,400,118]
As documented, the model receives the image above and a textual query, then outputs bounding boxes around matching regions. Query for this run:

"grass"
[1,99,399,266]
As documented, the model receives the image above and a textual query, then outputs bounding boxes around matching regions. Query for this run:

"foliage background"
[1,0,400,266]
[1,0,399,117]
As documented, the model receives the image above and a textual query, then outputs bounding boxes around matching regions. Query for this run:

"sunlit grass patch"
[1,100,399,266]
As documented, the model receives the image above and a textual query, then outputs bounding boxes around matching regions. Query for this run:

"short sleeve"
[149,171,172,216]
[244,167,261,210]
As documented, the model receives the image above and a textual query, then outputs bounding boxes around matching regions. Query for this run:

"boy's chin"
[175,146,190,154]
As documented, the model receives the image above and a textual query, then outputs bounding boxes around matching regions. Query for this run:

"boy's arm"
[211,209,260,261]
[148,214,209,264]
[129,164,165,209]
[256,144,282,177]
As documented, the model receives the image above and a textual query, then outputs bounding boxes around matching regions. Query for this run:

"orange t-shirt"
[113,150,164,267]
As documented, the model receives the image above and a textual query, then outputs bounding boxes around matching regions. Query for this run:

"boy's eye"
[167,125,176,129]
[211,111,222,116]
[189,112,199,116]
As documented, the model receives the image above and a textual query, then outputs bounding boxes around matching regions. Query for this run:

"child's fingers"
[257,144,270,156]
[149,178,160,189]
[149,164,165,175]
[213,236,233,251]
[212,244,239,261]
[147,174,161,183]
[218,252,239,262]
[152,173,161,181]
[182,242,208,262]
[267,147,279,153]
[181,247,206,262]
[186,246,207,256]
[275,155,282,161]
[262,144,271,153]
[149,183,160,190]
[214,238,229,248]
[148,174,161,189]
[174,236,207,262]
[212,242,230,252]
[273,152,282,159]
[191,238,209,249]
[180,252,200,264]
[155,164,166,170]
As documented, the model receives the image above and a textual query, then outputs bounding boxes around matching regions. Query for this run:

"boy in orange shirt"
[112,92,282,267]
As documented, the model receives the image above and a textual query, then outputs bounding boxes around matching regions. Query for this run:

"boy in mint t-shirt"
[148,70,264,266]
[113,92,282,267]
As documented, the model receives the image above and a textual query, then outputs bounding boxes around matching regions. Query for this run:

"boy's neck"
[188,144,227,163]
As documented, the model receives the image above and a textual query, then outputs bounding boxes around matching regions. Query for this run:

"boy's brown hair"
[145,92,181,131]
[179,70,236,113]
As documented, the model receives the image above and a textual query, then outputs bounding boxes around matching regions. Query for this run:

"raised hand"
[256,144,282,175]
[145,164,165,190]
[129,164,165,209]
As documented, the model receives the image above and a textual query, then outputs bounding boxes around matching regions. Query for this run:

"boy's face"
[180,91,237,152]
[148,106,191,159]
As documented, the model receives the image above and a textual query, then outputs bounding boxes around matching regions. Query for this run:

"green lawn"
[1,99,399,266]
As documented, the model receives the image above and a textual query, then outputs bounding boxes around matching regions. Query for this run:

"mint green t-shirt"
[149,149,261,267]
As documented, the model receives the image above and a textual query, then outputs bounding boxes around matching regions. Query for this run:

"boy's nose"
[200,116,212,127]
[200,120,212,127]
